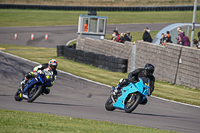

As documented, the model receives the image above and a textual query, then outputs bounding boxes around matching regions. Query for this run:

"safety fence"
[0,4,199,11]
[57,45,128,73]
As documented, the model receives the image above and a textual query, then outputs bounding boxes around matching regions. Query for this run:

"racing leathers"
[114,68,155,96]
[128,68,155,95]
[21,63,57,94]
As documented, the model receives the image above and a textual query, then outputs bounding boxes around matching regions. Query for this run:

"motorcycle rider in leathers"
[20,59,58,95]
[113,63,155,103]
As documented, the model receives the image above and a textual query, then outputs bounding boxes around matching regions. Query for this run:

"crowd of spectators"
[159,27,200,49]
[110,26,200,49]
[111,30,132,43]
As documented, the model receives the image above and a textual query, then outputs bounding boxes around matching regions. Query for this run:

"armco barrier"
[57,45,128,73]
[0,4,199,11]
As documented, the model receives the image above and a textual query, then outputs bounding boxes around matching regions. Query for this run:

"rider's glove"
[51,81,55,85]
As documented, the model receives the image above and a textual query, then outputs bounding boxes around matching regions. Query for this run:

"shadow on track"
[132,112,188,119]
[33,101,92,107]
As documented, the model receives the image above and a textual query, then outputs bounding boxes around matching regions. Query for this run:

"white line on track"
[1,50,200,109]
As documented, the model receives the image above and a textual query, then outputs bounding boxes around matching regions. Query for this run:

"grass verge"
[0,44,200,106]
[0,9,200,27]
[0,109,179,133]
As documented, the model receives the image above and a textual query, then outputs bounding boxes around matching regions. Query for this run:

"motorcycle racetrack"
[1,51,200,133]
[0,24,200,133]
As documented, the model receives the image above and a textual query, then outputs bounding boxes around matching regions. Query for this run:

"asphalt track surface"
[0,51,200,133]
[0,23,200,133]
[0,23,171,48]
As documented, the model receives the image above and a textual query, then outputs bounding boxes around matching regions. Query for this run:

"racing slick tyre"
[105,96,115,111]
[27,85,43,103]
[124,93,142,113]
[14,90,23,101]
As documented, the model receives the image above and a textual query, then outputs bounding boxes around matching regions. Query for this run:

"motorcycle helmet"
[144,63,154,76]
[48,59,58,70]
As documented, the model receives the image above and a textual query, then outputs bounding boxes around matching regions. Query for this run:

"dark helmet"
[144,63,154,76]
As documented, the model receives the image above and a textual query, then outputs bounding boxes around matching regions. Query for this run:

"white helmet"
[48,59,58,70]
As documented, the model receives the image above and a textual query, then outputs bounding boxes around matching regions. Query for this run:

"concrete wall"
[176,47,200,88]
[77,37,135,72]
[135,41,200,89]
[77,38,200,89]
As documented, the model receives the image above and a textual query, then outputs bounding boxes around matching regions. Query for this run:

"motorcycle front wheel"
[27,85,43,102]
[14,90,23,101]
[124,93,142,113]
[105,96,115,111]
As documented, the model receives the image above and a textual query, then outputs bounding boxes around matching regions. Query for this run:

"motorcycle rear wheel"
[105,96,115,111]
[14,90,23,101]
[124,93,141,113]
[27,85,43,102]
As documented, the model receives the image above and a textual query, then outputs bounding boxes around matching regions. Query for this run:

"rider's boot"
[20,78,28,92]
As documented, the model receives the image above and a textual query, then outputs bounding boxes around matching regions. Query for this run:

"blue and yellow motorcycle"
[105,78,150,113]
[14,71,52,102]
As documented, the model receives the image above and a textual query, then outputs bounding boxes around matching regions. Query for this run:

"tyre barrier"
[0,4,199,11]
[57,45,128,73]
[57,45,76,57]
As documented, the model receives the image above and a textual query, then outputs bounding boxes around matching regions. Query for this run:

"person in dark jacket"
[165,31,172,43]
[142,29,152,43]
[112,63,155,97]
[121,33,130,43]
[179,32,190,47]
[198,31,200,41]
[193,39,200,49]
[160,33,166,45]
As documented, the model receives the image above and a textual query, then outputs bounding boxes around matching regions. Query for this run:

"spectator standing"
[177,30,183,45]
[193,39,200,49]
[121,33,130,43]
[166,31,172,43]
[160,33,166,46]
[198,31,200,41]
[126,31,132,41]
[179,32,190,47]
[113,30,121,42]
[146,27,151,34]
[84,20,88,32]
[142,29,152,43]
[120,33,125,43]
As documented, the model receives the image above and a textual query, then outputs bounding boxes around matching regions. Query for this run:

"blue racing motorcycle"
[105,78,150,113]
[14,71,52,102]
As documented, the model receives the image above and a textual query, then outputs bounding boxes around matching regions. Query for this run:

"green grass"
[0,44,200,106]
[0,9,200,27]
[0,109,178,133]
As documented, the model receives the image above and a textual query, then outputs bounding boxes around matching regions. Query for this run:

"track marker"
[45,33,48,40]
[14,33,17,40]
[31,33,34,40]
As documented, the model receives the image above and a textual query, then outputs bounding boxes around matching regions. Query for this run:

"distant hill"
[0,0,199,7]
